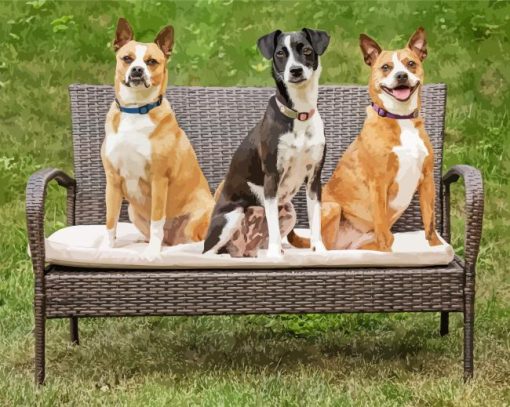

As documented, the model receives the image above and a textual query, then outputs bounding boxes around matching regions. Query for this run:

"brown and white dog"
[290,27,442,251]
[101,18,215,259]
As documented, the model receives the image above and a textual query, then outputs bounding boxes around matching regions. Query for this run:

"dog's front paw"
[100,230,116,249]
[311,240,327,254]
[142,244,162,262]
[427,231,442,246]
[376,231,394,251]
[266,244,284,259]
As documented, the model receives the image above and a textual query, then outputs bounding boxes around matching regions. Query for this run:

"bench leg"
[70,317,79,345]
[34,293,46,385]
[440,312,449,336]
[464,290,475,381]
[464,312,474,381]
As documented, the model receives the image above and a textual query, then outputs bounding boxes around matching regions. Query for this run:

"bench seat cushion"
[43,223,454,269]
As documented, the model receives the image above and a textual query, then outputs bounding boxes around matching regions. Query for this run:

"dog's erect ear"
[359,34,381,66]
[113,18,134,52]
[302,28,330,55]
[257,30,282,60]
[407,27,427,61]
[154,25,174,58]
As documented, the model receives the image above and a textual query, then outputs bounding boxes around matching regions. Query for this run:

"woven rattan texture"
[69,84,446,231]
[45,262,464,318]
[26,84,486,384]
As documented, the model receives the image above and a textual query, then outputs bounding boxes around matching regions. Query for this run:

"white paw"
[202,249,219,257]
[312,241,327,254]
[266,244,284,259]
[142,245,162,262]
[100,233,115,249]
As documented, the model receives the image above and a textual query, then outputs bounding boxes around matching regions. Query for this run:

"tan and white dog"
[290,27,442,251]
[101,18,215,259]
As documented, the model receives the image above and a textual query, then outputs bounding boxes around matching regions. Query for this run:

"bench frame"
[26,85,484,384]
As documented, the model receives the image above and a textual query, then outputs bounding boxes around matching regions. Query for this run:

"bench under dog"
[26,84,483,384]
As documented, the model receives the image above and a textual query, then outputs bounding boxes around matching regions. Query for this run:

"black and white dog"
[203,28,330,259]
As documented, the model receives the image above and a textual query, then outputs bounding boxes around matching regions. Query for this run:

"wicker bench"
[26,84,484,384]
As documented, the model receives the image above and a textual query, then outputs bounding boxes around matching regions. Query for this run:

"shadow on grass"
[43,314,458,382]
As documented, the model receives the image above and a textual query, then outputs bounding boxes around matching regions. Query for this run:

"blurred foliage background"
[0,1,509,405]
[0,0,508,201]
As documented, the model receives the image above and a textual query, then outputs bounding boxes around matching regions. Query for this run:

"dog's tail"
[287,229,311,248]
[214,180,225,202]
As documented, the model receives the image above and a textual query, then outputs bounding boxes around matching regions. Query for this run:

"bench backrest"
[69,84,446,231]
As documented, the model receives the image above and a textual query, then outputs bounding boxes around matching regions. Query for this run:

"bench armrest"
[442,164,484,278]
[26,168,76,275]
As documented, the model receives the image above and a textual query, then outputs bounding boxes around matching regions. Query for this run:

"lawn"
[0,0,509,405]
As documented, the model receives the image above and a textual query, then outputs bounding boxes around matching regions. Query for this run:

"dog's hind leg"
[321,201,341,250]
[203,207,244,254]
[213,180,225,202]
[205,203,296,257]
[128,204,150,242]
[418,163,442,246]
[163,207,212,246]
[230,206,266,257]
[230,203,296,258]
[184,205,214,242]
[161,214,191,246]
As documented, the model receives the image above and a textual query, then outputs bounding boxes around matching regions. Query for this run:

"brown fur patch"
[225,203,296,257]
[164,214,191,245]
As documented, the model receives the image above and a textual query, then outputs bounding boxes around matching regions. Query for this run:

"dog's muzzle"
[288,65,306,84]
[126,66,150,88]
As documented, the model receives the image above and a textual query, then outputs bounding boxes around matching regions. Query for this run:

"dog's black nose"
[290,66,303,78]
[395,71,408,82]
[130,66,144,78]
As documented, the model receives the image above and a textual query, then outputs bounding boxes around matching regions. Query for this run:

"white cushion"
[43,222,454,269]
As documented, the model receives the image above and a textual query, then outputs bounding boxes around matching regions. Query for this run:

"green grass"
[1,0,509,405]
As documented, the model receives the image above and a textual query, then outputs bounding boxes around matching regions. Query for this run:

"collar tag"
[298,112,309,121]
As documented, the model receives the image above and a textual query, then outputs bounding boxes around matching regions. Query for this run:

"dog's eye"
[146,59,159,66]
[303,47,313,56]
[381,64,391,72]
[122,55,133,64]
[275,50,285,58]
[407,60,416,68]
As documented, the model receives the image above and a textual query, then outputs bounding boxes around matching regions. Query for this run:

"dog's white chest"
[105,113,155,201]
[276,117,325,202]
[390,120,428,212]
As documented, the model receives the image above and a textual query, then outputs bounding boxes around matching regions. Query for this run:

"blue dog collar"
[115,95,163,114]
